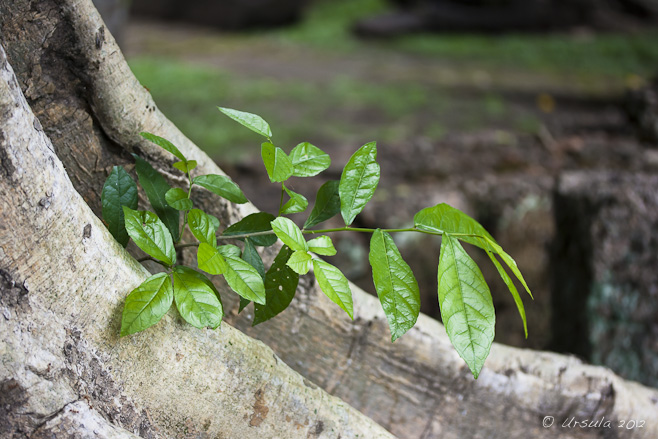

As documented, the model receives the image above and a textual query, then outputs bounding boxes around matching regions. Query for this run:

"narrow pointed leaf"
[307,235,336,256]
[312,259,353,319]
[188,208,216,246]
[120,273,173,336]
[261,142,293,183]
[254,246,299,325]
[290,142,331,177]
[193,174,248,204]
[222,255,266,305]
[133,154,180,241]
[223,212,277,247]
[339,141,380,226]
[369,230,421,341]
[123,207,176,265]
[172,270,223,329]
[484,248,527,338]
[198,242,225,275]
[286,250,312,275]
[280,185,308,215]
[173,160,197,174]
[218,107,272,138]
[242,239,266,280]
[140,132,186,162]
[271,217,307,251]
[483,237,533,299]
[438,234,495,379]
[165,188,193,211]
[101,166,138,247]
[304,180,341,229]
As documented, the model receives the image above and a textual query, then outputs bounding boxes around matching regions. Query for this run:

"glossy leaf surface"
[313,259,353,319]
[101,166,138,247]
[193,174,248,204]
[123,207,176,265]
[290,142,330,177]
[188,208,216,246]
[165,188,193,211]
[261,142,293,183]
[218,107,272,138]
[173,269,223,329]
[304,180,341,229]
[120,273,173,336]
[271,217,307,251]
[339,141,379,226]
[140,132,186,162]
[223,212,277,247]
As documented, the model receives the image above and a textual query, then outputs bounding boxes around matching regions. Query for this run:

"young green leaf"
[280,184,309,215]
[173,160,197,174]
[101,166,138,247]
[307,235,336,256]
[188,208,216,246]
[271,217,307,251]
[438,234,495,379]
[312,259,353,319]
[253,246,299,325]
[174,266,222,301]
[165,188,193,211]
[261,142,293,183]
[223,212,277,247]
[193,174,248,204]
[290,142,331,177]
[218,107,272,138]
[172,269,223,329]
[413,203,495,251]
[120,272,173,336]
[369,230,421,341]
[483,236,533,299]
[286,250,312,275]
[198,242,226,275]
[484,248,528,338]
[140,132,186,162]
[123,207,176,266]
[242,239,266,280]
[304,180,341,229]
[222,255,266,305]
[339,141,380,226]
[133,154,180,242]
[217,244,242,259]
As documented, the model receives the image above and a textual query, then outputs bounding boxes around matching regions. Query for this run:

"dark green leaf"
[280,184,308,215]
[239,297,251,313]
[242,239,266,280]
[339,141,380,226]
[222,255,266,305]
[286,250,312,275]
[369,230,420,341]
[123,207,176,265]
[218,107,272,138]
[120,273,173,336]
[271,217,307,251]
[172,269,223,329]
[165,188,193,211]
[312,259,353,319]
[133,154,180,242]
[261,142,293,183]
[173,160,197,174]
[193,174,248,204]
[223,212,277,247]
[304,180,341,229]
[188,209,216,246]
[290,142,331,177]
[254,246,299,325]
[140,132,186,162]
[438,234,495,379]
[307,235,336,256]
[101,166,138,247]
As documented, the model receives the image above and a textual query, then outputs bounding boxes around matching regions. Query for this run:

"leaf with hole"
[101,166,138,247]
[313,259,353,319]
[123,207,176,266]
[172,269,223,329]
[281,185,308,215]
[193,174,248,204]
[339,141,379,226]
[261,142,293,183]
[223,212,277,247]
[254,246,299,325]
[218,107,272,138]
[304,180,340,229]
[290,142,331,177]
[165,188,193,211]
[120,273,173,336]
[271,217,307,251]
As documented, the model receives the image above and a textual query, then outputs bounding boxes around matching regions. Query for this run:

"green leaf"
[133,154,180,242]
[239,297,251,313]
[172,269,223,329]
[197,242,229,275]
[254,246,299,325]
[286,250,312,275]
[482,236,533,300]
[123,207,176,266]
[339,141,380,226]
[261,142,293,183]
[307,235,336,256]
[484,248,527,338]
[242,239,266,280]
[312,259,353,319]
[193,174,248,204]
[304,180,341,229]
[120,273,173,336]
[271,217,307,251]
[188,209,216,246]
[222,255,266,305]
[101,166,138,247]
[217,244,242,259]
[173,160,197,174]
[369,230,421,341]
[165,188,193,211]
[208,214,220,232]
[290,142,331,177]
[174,266,223,301]
[218,107,272,138]
[140,132,186,162]
[438,234,495,379]
[223,212,277,247]
[280,184,308,215]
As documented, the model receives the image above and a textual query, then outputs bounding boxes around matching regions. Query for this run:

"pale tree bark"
[1,1,657,439]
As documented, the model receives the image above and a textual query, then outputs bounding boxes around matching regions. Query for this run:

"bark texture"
[1,1,658,438]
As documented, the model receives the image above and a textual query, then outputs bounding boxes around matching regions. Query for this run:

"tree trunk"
[1,1,657,438]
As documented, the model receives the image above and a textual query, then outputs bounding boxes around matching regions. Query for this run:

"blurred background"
[95,0,658,386]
